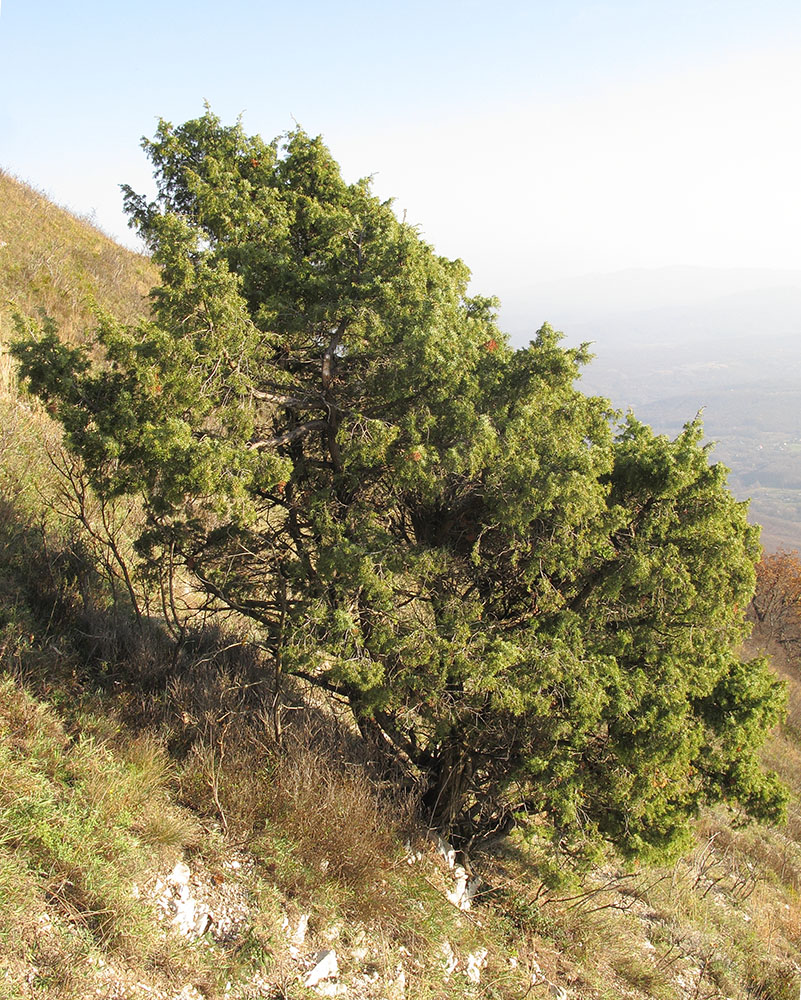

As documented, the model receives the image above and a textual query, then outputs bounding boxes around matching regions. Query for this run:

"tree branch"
[249,420,327,451]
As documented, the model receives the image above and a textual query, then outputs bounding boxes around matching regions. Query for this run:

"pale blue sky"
[1,1,800,322]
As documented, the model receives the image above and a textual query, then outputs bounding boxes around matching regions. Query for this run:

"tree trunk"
[422,733,473,837]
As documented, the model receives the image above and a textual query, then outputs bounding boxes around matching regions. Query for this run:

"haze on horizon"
[1,0,799,335]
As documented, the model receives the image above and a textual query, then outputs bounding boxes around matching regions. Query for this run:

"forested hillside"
[2,148,801,1000]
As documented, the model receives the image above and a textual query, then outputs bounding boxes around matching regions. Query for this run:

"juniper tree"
[13,110,786,858]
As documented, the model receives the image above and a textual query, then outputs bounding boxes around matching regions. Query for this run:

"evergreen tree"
[13,110,786,858]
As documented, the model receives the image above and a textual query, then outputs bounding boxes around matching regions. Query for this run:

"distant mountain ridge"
[503,265,801,342]
[503,266,801,552]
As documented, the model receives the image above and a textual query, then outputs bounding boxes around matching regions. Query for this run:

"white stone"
[466,948,488,983]
[304,949,339,987]
[404,840,423,864]
[173,987,205,1000]
[433,833,456,869]
[349,926,370,962]
[152,870,211,940]
[323,921,342,942]
[441,940,458,978]
[548,984,568,1000]
[349,926,369,953]
[313,984,347,998]
[355,969,380,986]
[292,913,309,947]
[392,963,406,999]
[446,865,478,910]
[170,891,211,938]
[169,862,192,886]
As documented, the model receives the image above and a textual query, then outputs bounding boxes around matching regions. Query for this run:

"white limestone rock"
[304,949,339,988]
[292,913,310,947]
[170,885,212,938]
[150,858,250,944]
[404,840,423,864]
[169,862,192,887]
[288,912,310,956]
[349,927,370,962]
[312,984,347,998]
[390,963,406,999]
[445,865,481,910]
[433,833,456,869]
[441,940,458,978]
[446,865,469,908]
[465,948,488,983]
[173,986,205,1000]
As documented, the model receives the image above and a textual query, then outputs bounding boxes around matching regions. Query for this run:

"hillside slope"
[1,178,800,1000]
[0,169,154,344]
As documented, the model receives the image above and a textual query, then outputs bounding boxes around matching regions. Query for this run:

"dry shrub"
[180,732,405,915]
[266,741,398,885]
[181,717,402,882]
[747,959,800,1000]
[757,636,801,735]
[142,627,415,916]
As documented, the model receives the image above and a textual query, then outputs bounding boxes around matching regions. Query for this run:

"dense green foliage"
[12,111,786,858]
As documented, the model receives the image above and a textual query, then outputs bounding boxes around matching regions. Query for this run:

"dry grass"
[3,171,801,997]
[0,169,154,344]
[0,676,213,998]
[122,630,412,911]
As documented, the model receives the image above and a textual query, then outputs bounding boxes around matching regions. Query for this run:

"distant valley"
[503,267,801,552]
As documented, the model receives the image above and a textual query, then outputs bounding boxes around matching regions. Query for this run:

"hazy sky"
[1,1,799,321]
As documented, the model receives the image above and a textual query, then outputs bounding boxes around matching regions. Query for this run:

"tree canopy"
[752,550,801,650]
[12,110,787,859]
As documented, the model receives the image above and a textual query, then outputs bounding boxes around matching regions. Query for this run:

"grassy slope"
[0,169,153,342]
[1,174,800,1000]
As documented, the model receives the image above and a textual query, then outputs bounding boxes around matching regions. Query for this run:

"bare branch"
[250,388,318,408]
[249,420,327,451]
